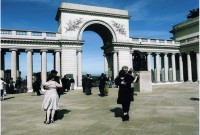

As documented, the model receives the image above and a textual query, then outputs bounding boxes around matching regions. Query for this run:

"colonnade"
[105,51,199,83]
[1,48,199,91]
[1,49,61,90]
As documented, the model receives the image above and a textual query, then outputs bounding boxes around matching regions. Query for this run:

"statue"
[133,50,147,71]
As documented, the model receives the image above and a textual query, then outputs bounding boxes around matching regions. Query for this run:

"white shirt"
[0,80,7,90]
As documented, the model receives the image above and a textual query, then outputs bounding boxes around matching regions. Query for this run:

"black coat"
[98,77,108,89]
[115,73,134,104]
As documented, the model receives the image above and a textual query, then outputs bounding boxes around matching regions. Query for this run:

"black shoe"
[45,120,50,124]
[51,119,54,123]
[122,114,129,121]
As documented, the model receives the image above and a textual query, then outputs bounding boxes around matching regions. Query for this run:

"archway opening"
[81,23,114,78]
[82,31,104,76]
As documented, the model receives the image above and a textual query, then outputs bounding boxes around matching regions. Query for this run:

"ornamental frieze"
[65,18,83,32]
[111,21,126,36]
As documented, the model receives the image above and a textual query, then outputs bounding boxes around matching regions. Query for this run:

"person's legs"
[122,101,131,121]
[45,109,51,124]
[1,90,4,100]
[51,109,55,123]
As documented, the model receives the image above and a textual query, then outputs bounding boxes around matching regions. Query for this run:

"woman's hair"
[47,74,55,81]
[118,70,126,77]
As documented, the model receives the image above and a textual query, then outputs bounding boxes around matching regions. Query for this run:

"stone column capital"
[9,49,18,51]
[76,49,82,53]
[25,49,33,52]
[54,49,61,52]
[112,50,118,54]
[147,52,152,55]
[40,49,48,52]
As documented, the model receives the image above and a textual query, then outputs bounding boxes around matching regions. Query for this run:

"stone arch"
[78,20,117,45]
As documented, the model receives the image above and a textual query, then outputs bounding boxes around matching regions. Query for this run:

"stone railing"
[180,36,199,45]
[131,37,180,46]
[1,28,61,40]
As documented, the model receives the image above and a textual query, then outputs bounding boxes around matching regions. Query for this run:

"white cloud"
[125,0,154,21]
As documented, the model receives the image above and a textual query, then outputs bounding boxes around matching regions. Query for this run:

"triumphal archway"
[56,3,133,88]
[2,2,197,91]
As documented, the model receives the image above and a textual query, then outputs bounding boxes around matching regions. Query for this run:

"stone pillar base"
[134,71,152,93]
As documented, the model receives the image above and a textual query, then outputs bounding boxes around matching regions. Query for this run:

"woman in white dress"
[42,74,62,124]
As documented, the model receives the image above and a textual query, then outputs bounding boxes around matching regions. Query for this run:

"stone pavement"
[1,82,199,135]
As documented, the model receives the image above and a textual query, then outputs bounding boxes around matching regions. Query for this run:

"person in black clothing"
[82,75,86,93]
[84,74,93,95]
[70,77,75,90]
[32,76,41,96]
[98,73,108,96]
[9,78,15,94]
[115,66,138,121]
[61,75,68,92]
[15,77,22,93]
[66,77,71,92]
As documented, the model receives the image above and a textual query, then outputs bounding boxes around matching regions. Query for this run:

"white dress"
[42,80,62,110]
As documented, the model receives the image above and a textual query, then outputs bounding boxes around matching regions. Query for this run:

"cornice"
[56,8,130,21]
[1,38,84,45]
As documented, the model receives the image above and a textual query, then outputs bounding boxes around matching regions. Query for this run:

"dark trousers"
[122,101,131,113]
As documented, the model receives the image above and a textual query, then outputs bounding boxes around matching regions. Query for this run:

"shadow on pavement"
[57,109,71,120]
[190,97,199,101]
[3,97,15,100]
[110,107,123,120]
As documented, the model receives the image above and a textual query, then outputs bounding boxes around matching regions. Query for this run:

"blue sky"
[1,0,199,78]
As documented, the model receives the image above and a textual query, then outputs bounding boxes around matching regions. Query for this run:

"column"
[77,50,82,87]
[10,49,17,82]
[113,51,118,79]
[16,52,20,78]
[147,52,151,71]
[196,52,199,83]
[130,51,133,70]
[55,50,61,76]
[179,53,184,82]
[26,49,33,90]
[164,53,169,82]
[155,53,160,83]
[104,54,108,76]
[41,50,47,84]
[172,53,176,82]
[187,52,192,82]
[1,50,5,78]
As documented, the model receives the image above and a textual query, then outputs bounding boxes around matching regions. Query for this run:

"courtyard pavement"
[1,82,199,135]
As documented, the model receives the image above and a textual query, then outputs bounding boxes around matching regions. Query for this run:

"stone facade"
[1,2,199,90]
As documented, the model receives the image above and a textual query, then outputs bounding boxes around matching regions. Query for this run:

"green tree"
[187,8,199,19]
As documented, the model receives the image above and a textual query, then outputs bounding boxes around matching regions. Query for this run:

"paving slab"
[1,82,199,135]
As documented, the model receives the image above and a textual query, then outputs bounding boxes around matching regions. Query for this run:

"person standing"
[32,76,41,96]
[84,74,93,95]
[50,70,63,121]
[82,75,86,93]
[70,77,75,90]
[0,78,7,101]
[115,66,136,121]
[42,74,62,124]
[61,75,68,92]
[108,77,113,88]
[98,73,108,96]
[15,77,22,93]
[66,76,71,92]
[9,78,15,94]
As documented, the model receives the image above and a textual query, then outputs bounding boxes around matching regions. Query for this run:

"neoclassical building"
[1,2,199,90]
